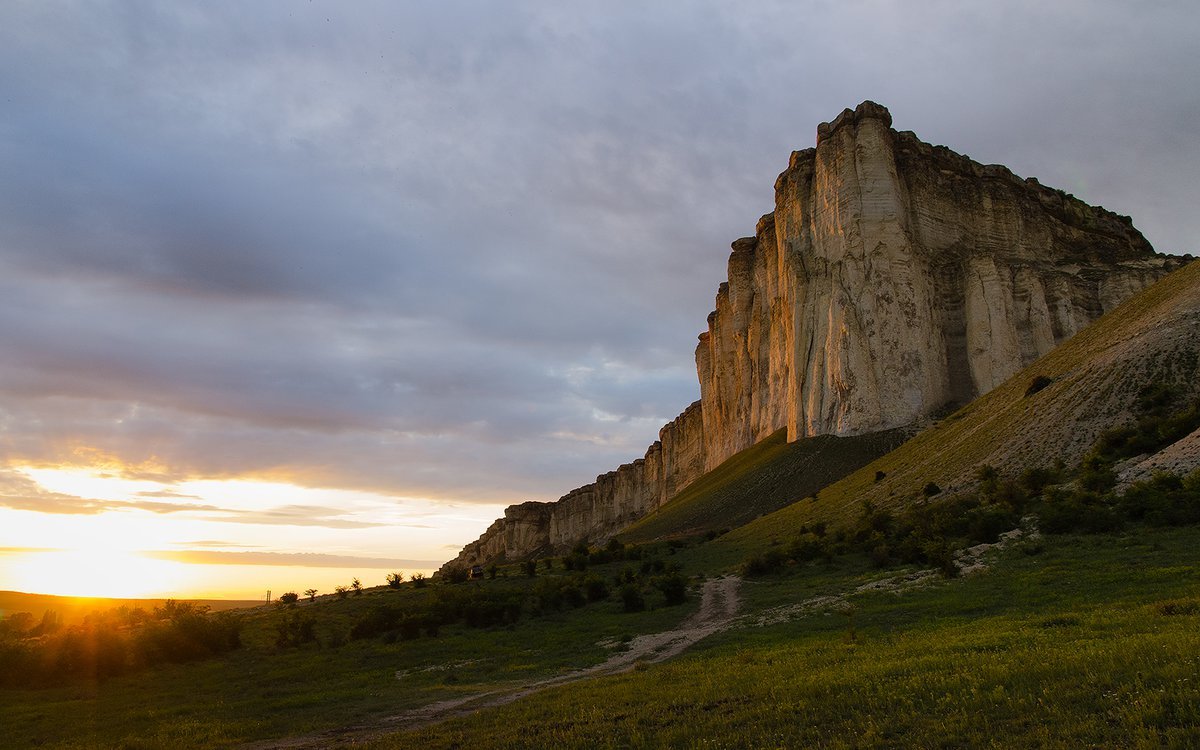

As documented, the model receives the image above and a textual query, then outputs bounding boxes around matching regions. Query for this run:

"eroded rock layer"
[442,101,1184,572]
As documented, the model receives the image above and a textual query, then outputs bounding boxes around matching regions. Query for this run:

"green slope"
[620,427,909,544]
[388,525,1200,749]
[693,259,1200,568]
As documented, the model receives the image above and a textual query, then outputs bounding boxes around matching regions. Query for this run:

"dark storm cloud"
[1,1,1197,512]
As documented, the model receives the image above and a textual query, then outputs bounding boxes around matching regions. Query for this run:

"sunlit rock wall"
[442,101,1183,572]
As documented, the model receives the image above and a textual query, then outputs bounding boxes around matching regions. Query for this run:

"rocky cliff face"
[443,101,1184,573]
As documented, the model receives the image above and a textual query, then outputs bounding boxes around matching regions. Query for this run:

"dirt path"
[249,576,741,748]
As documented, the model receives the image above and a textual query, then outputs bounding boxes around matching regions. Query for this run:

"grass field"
[2,262,1195,748]
[381,526,1200,749]
[0,554,700,749]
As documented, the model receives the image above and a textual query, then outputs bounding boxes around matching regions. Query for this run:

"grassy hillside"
[689,259,1200,569]
[387,525,1200,749]
[0,551,702,748]
[3,262,1196,749]
[621,427,908,544]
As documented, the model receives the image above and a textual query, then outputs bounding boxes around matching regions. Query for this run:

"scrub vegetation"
[2,264,1198,748]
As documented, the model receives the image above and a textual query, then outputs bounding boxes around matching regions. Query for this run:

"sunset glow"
[0,464,502,600]
[4,549,190,599]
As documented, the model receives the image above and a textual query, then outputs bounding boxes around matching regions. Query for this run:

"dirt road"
[250,576,741,748]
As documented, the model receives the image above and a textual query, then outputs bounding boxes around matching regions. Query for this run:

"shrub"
[278,592,299,605]
[1024,375,1054,396]
[136,606,241,665]
[522,560,537,577]
[620,584,645,613]
[445,566,469,584]
[304,588,318,602]
[788,534,832,562]
[923,482,942,497]
[350,606,402,640]
[742,549,786,577]
[583,574,610,602]
[655,574,688,606]
[410,573,428,588]
[386,572,404,589]
[275,611,317,647]
[351,578,363,595]
[335,586,349,600]
[1020,466,1061,495]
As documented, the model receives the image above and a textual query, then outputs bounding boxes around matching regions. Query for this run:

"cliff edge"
[442,101,1185,573]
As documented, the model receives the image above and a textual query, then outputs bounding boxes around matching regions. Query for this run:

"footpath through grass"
[379,525,1200,749]
[0,555,699,749]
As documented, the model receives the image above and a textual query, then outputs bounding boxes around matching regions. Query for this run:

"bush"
[350,605,402,640]
[620,584,645,613]
[386,572,404,589]
[1120,470,1200,526]
[445,566,469,584]
[278,592,299,605]
[136,605,242,665]
[923,482,942,497]
[1020,466,1061,495]
[335,586,349,600]
[742,549,786,577]
[655,574,688,606]
[583,574,610,602]
[410,573,428,588]
[788,534,832,562]
[275,611,316,647]
[1025,375,1054,396]
[523,560,537,577]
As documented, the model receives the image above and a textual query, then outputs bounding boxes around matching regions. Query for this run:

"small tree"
[351,578,363,596]
[386,572,404,589]
[335,585,349,600]
[304,588,318,603]
[279,591,299,605]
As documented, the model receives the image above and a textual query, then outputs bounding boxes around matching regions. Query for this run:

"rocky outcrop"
[696,101,1181,470]
[442,101,1185,573]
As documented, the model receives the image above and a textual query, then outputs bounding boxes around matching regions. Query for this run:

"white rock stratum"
[442,101,1186,572]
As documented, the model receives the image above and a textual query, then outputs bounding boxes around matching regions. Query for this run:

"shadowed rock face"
[442,101,1185,573]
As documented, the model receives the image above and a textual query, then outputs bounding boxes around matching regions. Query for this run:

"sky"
[1,1,1197,599]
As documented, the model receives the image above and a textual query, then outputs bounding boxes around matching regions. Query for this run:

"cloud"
[0,0,1196,524]
[0,469,222,515]
[142,550,441,569]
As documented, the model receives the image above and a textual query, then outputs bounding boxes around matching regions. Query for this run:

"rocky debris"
[443,102,1185,573]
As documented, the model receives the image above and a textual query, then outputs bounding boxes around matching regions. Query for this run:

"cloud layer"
[1,1,1197,513]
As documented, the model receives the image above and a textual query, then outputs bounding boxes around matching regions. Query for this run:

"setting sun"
[5,549,190,599]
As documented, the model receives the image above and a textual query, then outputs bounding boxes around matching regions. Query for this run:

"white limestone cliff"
[442,102,1184,573]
